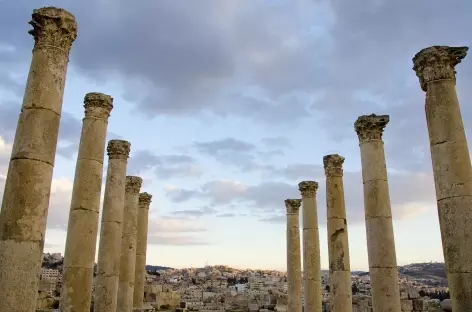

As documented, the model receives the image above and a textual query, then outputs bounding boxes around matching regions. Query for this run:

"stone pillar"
[354,114,401,312]
[117,176,143,312]
[298,181,322,312]
[94,140,131,312]
[0,7,77,312]
[323,154,353,312]
[60,93,113,312]
[413,45,472,311]
[285,199,302,312]
[133,192,153,309]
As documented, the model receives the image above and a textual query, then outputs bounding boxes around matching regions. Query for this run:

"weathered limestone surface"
[94,140,131,312]
[118,176,143,312]
[60,93,113,312]
[324,154,352,312]
[354,114,401,312]
[0,7,77,312]
[285,199,302,312]
[413,45,472,311]
[298,181,322,312]
[134,192,153,308]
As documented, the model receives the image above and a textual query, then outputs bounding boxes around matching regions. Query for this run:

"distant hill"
[398,262,447,280]
[146,265,173,271]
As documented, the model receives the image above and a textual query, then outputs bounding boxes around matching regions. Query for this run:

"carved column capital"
[298,181,318,198]
[413,45,468,92]
[354,114,389,143]
[107,140,131,160]
[285,199,302,214]
[139,192,152,207]
[126,176,143,194]
[84,92,114,119]
[323,154,345,177]
[28,7,77,53]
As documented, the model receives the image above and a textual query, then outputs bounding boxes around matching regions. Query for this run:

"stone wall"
[144,284,181,310]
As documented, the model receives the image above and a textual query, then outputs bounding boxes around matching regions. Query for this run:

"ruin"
[413,45,472,312]
[298,181,322,312]
[0,7,77,312]
[354,114,401,312]
[94,140,132,312]
[324,154,352,312]
[285,199,302,312]
[118,176,143,312]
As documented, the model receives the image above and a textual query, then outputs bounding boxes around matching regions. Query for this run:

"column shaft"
[94,140,131,312]
[324,155,352,312]
[413,45,472,311]
[285,199,302,312]
[355,114,401,312]
[298,182,322,312]
[117,176,142,312]
[60,93,113,312]
[133,193,153,308]
[0,7,76,312]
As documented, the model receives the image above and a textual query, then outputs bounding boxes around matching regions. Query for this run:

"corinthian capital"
[126,176,143,194]
[28,7,77,53]
[285,199,301,214]
[84,92,114,119]
[298,181,318,198]
[107,140,131,160]
[354,114,389,143]
[323,154,345,177]
[139,192,152,207]
[413,45,468,92]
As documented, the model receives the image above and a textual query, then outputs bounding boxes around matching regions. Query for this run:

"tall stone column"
[285,199,302,312]
[354,114,401,312]
[117,176,143,312]
[133,192,153,309]
[298,181,322,312]
[60,93,113,312]
[413,45,472,311]
[323,154,353,312]
[0,7,77,312]
[94,140,131,312]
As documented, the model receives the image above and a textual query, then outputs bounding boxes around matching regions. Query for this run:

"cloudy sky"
[1,0,471,271]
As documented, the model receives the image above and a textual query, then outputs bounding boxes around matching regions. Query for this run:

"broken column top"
[126,176,143,194]
[285,199,302,214]
[84,92,114,118]
[29,7,77,51]
[139,192,152,206]
[413,45,468,92]
[323,154,345,177]
[298,181,318,198]
[107,140,131,159]
[354,114,390,143]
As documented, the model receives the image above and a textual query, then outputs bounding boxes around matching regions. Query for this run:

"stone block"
[401,299,413,311]
[413,299,426,310]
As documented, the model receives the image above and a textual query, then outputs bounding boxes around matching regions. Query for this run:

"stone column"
[285,199,302,312]
[94,140,131,312]
[117,176,143,312]
[133,192,153,309]
[323,154,353,312]
[60,93,113,312]
[413,45,472,311]
[354,114,401,312]
[298,181,322,312]
[0,7,77,312]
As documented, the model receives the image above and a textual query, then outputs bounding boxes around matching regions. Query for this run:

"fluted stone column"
[60,93,113,312]
[354,114,401,312]
[298,182,322,312]
[0,7,77,312]
[118,176,143,312]
[94,140,131,312]
[285,199,302,312]
[324,155,353,312]
[413,45,472,311]
[133,192,153,309]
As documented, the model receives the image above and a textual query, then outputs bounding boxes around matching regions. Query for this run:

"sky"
[0,0,471,271]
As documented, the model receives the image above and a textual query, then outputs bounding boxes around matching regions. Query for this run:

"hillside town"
[39,253,448,311]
